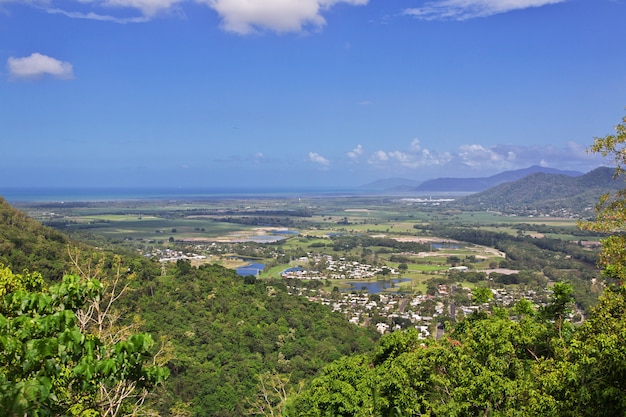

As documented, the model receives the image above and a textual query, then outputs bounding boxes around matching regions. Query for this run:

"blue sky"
[1,0,625,189]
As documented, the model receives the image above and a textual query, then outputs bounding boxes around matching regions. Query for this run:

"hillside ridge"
[453,166,623,215]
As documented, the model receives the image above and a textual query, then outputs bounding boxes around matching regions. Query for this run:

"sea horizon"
[0,185,470,203]
[0,185,374,203]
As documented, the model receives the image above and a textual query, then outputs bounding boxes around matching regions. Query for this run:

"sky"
[1,0,626,189]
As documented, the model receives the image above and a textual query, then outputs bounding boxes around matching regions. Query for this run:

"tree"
[248,371,297,417]
[0,263,169,416]
[581,113,626,283]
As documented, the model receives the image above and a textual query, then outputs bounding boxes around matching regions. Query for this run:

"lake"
[343,278,411,294]
[236,263,266,276]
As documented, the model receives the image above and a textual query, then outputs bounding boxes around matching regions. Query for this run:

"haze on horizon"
[1,0,625,189]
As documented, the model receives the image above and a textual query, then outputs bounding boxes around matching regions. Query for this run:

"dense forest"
[130,261,378,415]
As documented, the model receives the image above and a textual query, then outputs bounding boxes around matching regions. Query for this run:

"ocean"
[0,186,370,203]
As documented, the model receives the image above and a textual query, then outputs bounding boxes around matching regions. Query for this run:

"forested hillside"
[0,197,69,279]
[127,261,378,415]
[454,167,624,215]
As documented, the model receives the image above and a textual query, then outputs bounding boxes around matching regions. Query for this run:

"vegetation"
[0,264,169,416]
[0,197,69,279]
[132,261,378,416]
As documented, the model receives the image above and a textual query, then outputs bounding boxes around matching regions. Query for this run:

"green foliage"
[289,314,562,416]
[0,197,69,280]
[471,286,493,305]
[0,266,168,416]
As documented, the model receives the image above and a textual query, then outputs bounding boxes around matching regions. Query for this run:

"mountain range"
[453,166,624,216]
[362,165,583,192]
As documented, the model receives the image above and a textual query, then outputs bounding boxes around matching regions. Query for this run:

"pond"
[431,242,461,249]
[343,278,411,294]
[236,262,266,276]
[244,235,286,243]
[281,266,304,274]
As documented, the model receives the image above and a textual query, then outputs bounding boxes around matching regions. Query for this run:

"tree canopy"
[0,264,169,416]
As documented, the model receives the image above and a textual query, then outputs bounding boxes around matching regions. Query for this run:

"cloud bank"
[7,53,74,79]
[404,0,565,21]
[358,139,601,177]
[16,0,368,32]
[7,0,565,30]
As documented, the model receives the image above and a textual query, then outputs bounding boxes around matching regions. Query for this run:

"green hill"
[135,263,377,416]
[454,166,624,216]
[0,196,69,279]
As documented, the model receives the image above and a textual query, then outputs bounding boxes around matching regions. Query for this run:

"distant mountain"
[361,177,421,190]
[413,165,583,192]
[453,166,623,216]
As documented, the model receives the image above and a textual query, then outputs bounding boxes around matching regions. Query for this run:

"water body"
[0,187,366,203]
[273,230,300,235]
[281,266,305,274]
[1,186,463,204]
[344,278,411,294]
[236,263,266,277]
[431,243,461,250]
[244,236,286,243]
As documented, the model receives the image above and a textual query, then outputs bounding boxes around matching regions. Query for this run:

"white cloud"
[403,0,565,21]
[44,7,151,23]
[347,144,363,159]
[388,151,411,164]
[200,0,368,34]
[7,53,74,79]
[102,0,183,17]
[458,144,509,168]
[368,150,389,164]
[368,139,452,169]
[309,151,330,166]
